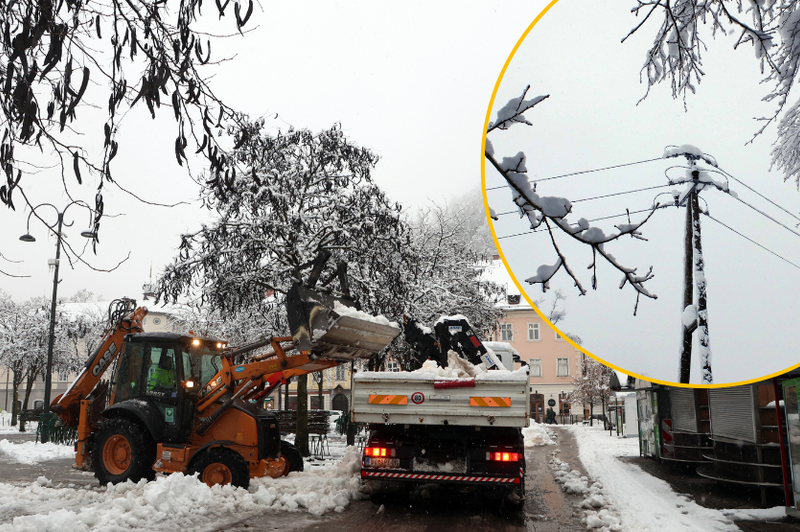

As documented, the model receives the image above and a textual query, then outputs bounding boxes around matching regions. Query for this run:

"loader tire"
[93,417,156,485]
[280,440,304,473]
[189,447,250,489]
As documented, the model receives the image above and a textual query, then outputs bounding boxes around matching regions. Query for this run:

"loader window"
[182,345,222,389]
[111,344,145,402]
[146,347,177,392]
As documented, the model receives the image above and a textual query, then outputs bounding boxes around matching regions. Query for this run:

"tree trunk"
[19,371,35,432]
[295,374,309,457]
[589,401,594,426]
[317,373,324,410]
[10,389,18,426]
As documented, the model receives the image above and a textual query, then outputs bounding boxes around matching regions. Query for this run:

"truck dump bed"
[352,369,530,428]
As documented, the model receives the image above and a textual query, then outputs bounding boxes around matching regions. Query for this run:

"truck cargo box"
[352,369,530,428]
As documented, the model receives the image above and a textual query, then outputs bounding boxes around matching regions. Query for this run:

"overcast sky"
[485,2,800,385]
[0,2,541,304]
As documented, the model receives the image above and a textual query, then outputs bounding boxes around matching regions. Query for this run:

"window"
[555,332,563,341]
[527,323,540,341]
[529,358,542,377]
[335,365,346,381]
[57,372,69,382]
[556,357,569,377]
[499,323,513,342]
[387,361,400,372]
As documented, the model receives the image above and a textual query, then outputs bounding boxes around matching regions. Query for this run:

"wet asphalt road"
[0,428,589,532]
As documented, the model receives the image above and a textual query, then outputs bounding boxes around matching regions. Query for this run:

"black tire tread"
[92,417,156,485]
[189,447,250,489]
[280,440,304,472]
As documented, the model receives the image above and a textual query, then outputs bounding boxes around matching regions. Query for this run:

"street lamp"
[19,201,96,442]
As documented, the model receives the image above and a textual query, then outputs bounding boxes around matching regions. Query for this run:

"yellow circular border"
[480,0,800,389]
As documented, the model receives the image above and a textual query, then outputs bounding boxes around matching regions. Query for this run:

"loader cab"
[109,332,227,442]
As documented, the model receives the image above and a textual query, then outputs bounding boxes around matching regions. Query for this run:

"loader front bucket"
[286,284,400,361]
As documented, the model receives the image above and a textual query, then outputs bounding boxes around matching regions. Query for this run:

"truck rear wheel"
[189,447,250,488]
[280,440,304,473]
[93,417,156,485]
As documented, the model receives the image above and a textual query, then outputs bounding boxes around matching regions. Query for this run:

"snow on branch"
[487,86,549,133]
[486,88,658,312]
[625,1,800,186]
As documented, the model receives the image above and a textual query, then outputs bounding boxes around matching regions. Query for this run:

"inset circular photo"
[482,2,800,386]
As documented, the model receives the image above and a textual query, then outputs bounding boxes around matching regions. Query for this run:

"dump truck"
[51,285,400,488]
[352,315,530,509]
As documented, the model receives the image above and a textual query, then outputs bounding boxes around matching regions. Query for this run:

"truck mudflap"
[286,283,400,360]
[361,469,522,485]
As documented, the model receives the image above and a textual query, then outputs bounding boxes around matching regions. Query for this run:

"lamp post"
[19,201,96,442]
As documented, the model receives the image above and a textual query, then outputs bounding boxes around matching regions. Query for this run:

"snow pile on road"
[0,447,364,531]
[550,457,621,530]
[0,439,74,464]
[522,422,556,447]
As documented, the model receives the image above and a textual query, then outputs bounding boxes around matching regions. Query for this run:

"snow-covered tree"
[485,88,659,313]
[567,356,615,427]
[626,0,800,186]
[0,0,257,246]
[158,122,411,323]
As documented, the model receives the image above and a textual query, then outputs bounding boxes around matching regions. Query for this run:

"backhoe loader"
[50,285,400,488]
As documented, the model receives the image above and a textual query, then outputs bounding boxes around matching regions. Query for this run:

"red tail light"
[488,451,519,462]
[364,447,396,458]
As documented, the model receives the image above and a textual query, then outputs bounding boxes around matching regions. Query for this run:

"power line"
[496,205,672,240]
[485,157,665,191]
[704,213,800,271]
[728,194,800,241]
[717,166,800,224]
[492,183,674,217]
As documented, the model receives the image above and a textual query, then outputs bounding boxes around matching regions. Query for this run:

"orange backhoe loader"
[50,286,399,488]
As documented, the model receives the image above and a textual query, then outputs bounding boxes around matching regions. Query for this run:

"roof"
[125,331,225,344]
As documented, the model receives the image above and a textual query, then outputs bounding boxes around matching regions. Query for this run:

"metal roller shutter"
[709,386,756,443]
[671,388,697,433]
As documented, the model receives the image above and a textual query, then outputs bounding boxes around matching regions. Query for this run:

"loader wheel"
[93,417,156,485]
[189,447,250,489]
[280,441,304,473]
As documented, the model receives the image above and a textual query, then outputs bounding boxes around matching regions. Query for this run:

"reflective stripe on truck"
[469,397,511,407]
[368,394,408,405]
[361,470,520,484]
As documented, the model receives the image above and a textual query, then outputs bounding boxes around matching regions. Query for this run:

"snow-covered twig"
[485,91,659,309]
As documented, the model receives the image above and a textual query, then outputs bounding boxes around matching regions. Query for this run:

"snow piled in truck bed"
[355,354,529,382]
[0,447,364,531]
[0,440,75,464]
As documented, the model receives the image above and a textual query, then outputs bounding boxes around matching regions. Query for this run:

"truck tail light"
[487,451,520,462]
[364,447,396,458]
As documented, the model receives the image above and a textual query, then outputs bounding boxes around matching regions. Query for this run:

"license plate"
[366,457,400,468]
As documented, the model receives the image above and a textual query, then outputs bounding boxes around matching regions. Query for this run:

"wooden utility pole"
[691,185,712,384]
[677,162,712,384]
[679,192,695,383]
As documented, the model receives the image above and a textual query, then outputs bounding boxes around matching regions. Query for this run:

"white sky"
[485,2,800,384]
[0,2,541,303]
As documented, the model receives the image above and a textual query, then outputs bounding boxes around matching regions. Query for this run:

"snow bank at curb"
[522,422,556,447]
[0,447,364,532]
[0,440,75,464]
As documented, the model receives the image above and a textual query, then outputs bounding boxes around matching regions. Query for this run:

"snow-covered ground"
[0,412,37,435]
[0,440,74,464]
[559,424,786,531]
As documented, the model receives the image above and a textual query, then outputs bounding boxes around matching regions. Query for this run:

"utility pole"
[679,191,694,383]
[674,153,713,384]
